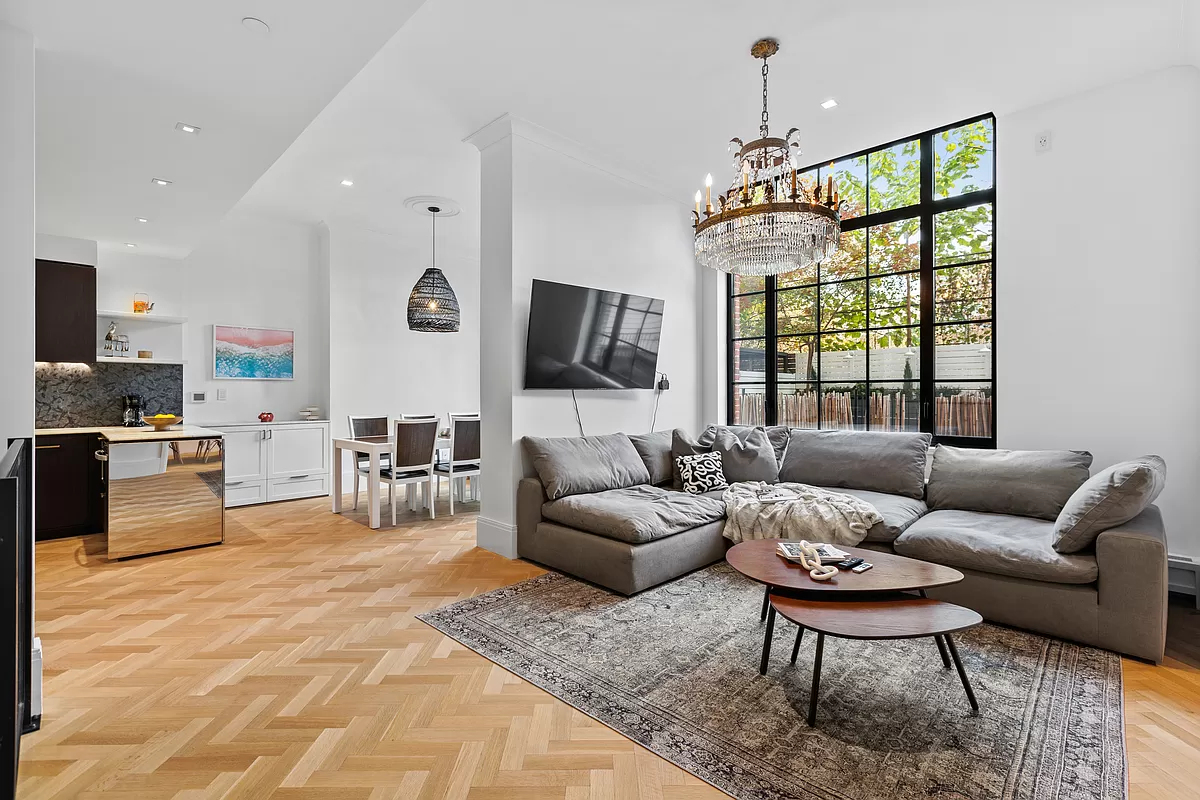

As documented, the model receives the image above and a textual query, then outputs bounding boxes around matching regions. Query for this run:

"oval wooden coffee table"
[769,593,982,725]
[727,538,978,724]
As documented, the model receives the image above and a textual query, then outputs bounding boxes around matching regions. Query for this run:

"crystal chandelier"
[693,38,841,277]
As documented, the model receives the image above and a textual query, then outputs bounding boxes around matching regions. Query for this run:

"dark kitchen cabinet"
[35,434,103,540]
[35,259,96,364]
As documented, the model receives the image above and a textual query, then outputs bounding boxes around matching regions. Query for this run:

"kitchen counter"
[203,419,330,426]
[101,425,223,443]
[36,425,223,442]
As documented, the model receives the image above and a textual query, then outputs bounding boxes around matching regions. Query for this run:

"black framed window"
[728,114,996,447]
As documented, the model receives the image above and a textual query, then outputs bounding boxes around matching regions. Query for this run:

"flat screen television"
[524,279,664,390]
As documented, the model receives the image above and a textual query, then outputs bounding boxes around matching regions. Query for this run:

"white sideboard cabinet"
[210,421,331,507]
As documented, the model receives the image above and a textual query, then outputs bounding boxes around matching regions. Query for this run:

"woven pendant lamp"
[407,205,460,333]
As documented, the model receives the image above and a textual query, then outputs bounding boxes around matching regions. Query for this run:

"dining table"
[331,433,451,529]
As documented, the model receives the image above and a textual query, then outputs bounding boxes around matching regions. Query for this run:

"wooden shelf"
[94,355,187,366]
[97,310,188,324]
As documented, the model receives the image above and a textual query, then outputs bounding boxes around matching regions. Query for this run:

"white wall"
[471,117,702,556]
[36,233,96,266]
[95,212,330,425]
[325,222,480,442]
[0,24,35,442]
[998,66,1200,557]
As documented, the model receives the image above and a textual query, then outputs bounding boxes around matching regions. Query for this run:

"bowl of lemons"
[142,413,183,431]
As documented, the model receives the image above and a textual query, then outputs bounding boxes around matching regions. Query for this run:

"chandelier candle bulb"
[695,190,702,216]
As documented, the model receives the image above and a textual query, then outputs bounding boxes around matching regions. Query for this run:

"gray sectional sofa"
[516,427,1169,662]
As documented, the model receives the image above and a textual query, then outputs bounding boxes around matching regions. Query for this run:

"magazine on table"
[755,487,798,504]
[776,541,849,564]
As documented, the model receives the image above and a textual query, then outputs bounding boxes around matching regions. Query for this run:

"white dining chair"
[385,418,439,524]
[347,415,390,510]
[433,415,480,515]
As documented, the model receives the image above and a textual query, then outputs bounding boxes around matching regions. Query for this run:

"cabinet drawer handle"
[36,444,61,450]
[288,474,311,480]
[227,480,245,486]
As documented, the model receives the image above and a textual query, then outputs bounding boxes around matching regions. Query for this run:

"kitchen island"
[93,425,225,559]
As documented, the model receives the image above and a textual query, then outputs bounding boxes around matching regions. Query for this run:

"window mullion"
[765,275,778,425]
[918,132,935,436]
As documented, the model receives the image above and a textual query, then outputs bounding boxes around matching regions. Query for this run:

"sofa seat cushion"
[894,510,1098,584]
[817,487,927,543]
[541,485,726,545]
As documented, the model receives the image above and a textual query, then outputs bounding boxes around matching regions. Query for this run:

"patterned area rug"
[419,563,1126,800]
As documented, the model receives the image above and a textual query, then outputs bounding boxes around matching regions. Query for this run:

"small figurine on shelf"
[103,322,118,355]
[258,411,275,422]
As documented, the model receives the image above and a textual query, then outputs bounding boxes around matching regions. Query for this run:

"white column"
[0,23,35,441]
[467,117,518,558]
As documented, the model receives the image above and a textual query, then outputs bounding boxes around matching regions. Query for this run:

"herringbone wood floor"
[17,493,1200,799]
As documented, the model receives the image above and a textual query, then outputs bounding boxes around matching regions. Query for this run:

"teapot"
[133,293,155,314]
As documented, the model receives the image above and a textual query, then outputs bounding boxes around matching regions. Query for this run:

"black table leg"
[790,626,805,664]
[760,584,771,622]
[933,634,952,669]
[807,632,824,726]
[759,604,776,675]
[944,634,979,714]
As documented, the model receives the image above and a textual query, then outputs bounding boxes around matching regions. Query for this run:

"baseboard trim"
[476,516,518,559]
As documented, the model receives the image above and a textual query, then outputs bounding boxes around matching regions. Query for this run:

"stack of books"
[776,541,849,565]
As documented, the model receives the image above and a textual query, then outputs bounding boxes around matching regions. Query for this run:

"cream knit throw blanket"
[722,481,883,546]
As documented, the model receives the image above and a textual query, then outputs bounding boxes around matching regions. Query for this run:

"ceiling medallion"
[693,38,842,277]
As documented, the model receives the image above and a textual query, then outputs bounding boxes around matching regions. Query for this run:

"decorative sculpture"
[791,539,840,581]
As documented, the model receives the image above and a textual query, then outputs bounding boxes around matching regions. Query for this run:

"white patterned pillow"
[676,452,728,494]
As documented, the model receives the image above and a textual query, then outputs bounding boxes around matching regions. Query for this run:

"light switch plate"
[217,388,228,401]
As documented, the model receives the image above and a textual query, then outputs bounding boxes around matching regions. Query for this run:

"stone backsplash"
[36,361,184,428]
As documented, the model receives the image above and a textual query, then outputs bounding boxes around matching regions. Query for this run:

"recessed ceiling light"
[124,243,137,248]
[151,178,172,186]
[241,16,270,35]
[135,217,148,223]
[175,122,201,134]
[340,179,354,187]
[821,98,839,110]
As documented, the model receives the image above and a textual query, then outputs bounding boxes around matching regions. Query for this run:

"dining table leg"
[331,443,343,513]
[367,450,381,529]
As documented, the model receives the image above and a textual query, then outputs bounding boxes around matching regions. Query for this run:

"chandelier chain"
[760,58,770,138]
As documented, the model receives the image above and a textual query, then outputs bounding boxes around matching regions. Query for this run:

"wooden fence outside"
[734,388,991,437]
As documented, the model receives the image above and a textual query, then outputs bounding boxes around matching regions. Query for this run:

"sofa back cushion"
[522,433,650,500]
[927,445,1093,521]
[712,427,779,483]
[627,431,673,485]
[777,429,931,500]
[671,425,789,490]
[1053,455,1166,553]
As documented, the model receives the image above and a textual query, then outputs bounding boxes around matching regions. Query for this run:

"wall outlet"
[1035,130,1052,153]
[217,388,228,401]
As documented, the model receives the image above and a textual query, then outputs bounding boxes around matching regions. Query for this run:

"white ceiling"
[4,0,425,257]
[13,0,1197,259]
[237,0,1195,248]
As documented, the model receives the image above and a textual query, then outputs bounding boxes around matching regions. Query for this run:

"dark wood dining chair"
[386,419,439,524]
[346,415,390,510]
[433,415,480,515]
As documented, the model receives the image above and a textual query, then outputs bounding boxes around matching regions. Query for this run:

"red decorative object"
[258,411,274,422]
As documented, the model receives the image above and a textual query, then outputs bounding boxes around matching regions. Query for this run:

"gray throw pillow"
[627,430,673,485]
[676,452,727,494]
[927,445,1093,521]
[1053,456,1166,553]
[671,425,789,490]
[712,428,779,483]
[778,429,931,500]
[522,433,650,500]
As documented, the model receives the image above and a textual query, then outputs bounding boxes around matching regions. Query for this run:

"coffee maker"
[122,394,146,427]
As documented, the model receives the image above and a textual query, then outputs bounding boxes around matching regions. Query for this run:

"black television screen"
[524,279,664,389]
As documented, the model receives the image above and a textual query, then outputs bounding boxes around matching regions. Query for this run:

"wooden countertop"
[100,425,223,443]
[36,426,115,436]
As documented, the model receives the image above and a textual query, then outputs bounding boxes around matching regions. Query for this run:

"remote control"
[837,557,864,569]
[852,562,873,573]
